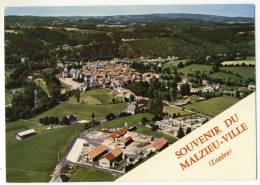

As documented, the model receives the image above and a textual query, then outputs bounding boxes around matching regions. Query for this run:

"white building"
[16,129,36,140]
[66,138,86,163]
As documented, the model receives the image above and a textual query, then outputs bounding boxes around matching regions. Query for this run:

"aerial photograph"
[4,4,255,182]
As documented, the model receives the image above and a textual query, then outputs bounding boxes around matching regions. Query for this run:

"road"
[59,77,82,90]
[165,102,212,119]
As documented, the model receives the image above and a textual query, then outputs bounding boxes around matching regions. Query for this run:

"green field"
[163,106,191,116]
[220,67,255,80]
[6,102,127,144]
[184,96,240,117]
[178,64,212,75]
[6,87,128,182]
[69,167,119,182]
[84,88,114,104]
[69,93,102,104]
[6,124,84,182]
[208,67,255,84]
[208,72,241,83]
[98,113,177,144]
[69,88,124,104]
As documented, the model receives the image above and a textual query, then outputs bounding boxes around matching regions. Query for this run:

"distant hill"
[5,13,254,26]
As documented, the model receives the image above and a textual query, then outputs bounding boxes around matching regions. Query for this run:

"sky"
[5,4,255,18]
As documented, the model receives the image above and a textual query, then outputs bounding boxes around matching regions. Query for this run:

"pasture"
[184,96,239,117]
[220,67,255,80]
[178,64,212,75]
[163,59,188,69]
[6,124,85,182]
[163,106,191,116]
[69,167,119,182]
[6,102,127,144]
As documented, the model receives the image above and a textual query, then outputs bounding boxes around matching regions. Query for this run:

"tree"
[177,125,185,139]
[91,112,95,122]
[212,62,220,72]
[141,117,149,125]
[186,127,192,135]
[180,83,190,96]
[61,116,70,125]
[105,113,116,121]
[75,89,81,104]
[177,62,184,68]
[150,123,159,131]
[236,90,240,98]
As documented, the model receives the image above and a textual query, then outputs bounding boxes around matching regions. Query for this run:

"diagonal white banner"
[117,93,256,181]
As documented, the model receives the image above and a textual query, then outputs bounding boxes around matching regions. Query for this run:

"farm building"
[83,145,108,162]
[106,126,129,142]
[248,84,256,90]
[119,136,133,147]
[66,138,86,163]
[151,137,168,152]
[16,129,36,140]
[98,147,123,168]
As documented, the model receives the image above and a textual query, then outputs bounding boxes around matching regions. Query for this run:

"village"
[4,5,256,183]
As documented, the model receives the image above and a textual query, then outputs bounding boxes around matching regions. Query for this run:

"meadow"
[69,167,119,182]
[178,64,212,75]
[6,124,85,182]
[184,96,239,117]
[163,59,188,69]
[6,102,126,144]
[220,67,255,80]
[163,106,191,116]
[6,88,128,182]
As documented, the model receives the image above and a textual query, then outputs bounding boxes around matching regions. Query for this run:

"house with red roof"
[98,147,123,168]
[83,145,108,162]
[151,137,168,152]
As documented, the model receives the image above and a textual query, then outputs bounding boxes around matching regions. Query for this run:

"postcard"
[1,2,257,183]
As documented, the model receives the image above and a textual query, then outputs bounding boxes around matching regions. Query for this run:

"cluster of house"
[155,115,208,138]
[66,124,168,172]
[177,78,222,94]
[59,60,159,90]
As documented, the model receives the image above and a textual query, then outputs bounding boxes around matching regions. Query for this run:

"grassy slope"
[6,103,127,144]
[84,88,114,104]
[69,167,119,182]
[163,106,191,116]
[68,94,101,104]
[220,67,255,80]
[178,64,212,75]
[184,96,239,117]
[208,72,241,82]
[6,88,127,182]
[6,124,84,182]
[98,113,177,144]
